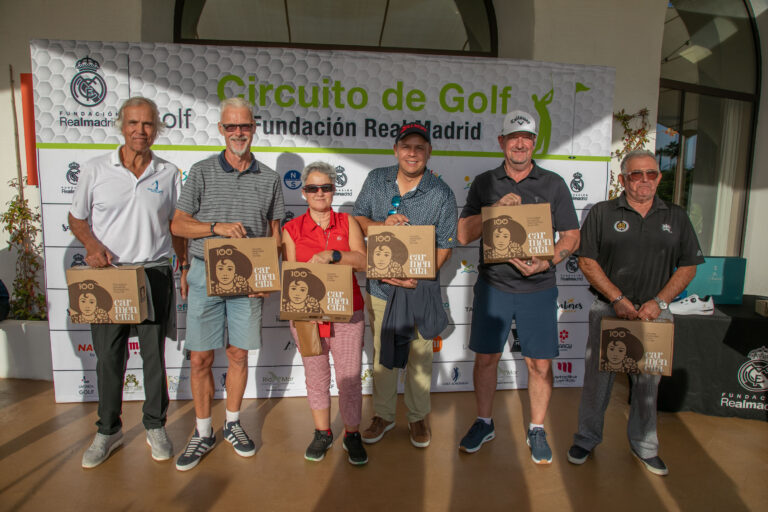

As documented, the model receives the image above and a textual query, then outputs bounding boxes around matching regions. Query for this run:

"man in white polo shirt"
[69,97,187,469]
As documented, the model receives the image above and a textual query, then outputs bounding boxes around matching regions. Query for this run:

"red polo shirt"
[283,208,364,311]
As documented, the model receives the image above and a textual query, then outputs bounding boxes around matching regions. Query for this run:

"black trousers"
[91,266,173,434]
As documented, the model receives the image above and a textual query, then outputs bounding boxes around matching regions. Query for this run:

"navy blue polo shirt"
[460,161,579,293]
[578,193,704,305]
[353,164,458,300]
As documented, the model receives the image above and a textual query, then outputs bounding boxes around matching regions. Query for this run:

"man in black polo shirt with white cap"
[457,110,580,464]
[567,149,704,476]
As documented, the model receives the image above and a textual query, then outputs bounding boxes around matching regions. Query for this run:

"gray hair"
[301,161,337,186]
[116,97,163,134]
[620,149,657,172]
[220,97,254,120]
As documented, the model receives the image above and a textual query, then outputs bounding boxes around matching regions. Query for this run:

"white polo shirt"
[70,148,181,264]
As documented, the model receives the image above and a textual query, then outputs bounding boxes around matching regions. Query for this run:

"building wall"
[743,0,768,295]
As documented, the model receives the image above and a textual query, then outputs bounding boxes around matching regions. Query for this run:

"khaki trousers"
[367,294,433,423]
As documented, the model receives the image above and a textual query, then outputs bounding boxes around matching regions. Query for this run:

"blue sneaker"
[526,427,552,464]
[459,419,496,453]
[223,420,256,457]
[176,429,216,471]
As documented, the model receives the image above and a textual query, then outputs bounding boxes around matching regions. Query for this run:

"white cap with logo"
[500,110,537,137]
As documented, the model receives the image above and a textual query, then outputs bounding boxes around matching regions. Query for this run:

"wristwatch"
[180,263,191,271]
[654,296,668,310]
[210,222,217,235]
[331,250,342,264]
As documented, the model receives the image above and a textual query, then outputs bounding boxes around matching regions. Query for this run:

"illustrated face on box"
[68,279,113,323]
[368,231,408,278]
[482,215,526,260]
[600,327,644,374]
[282,267,326,313]
[209,244,253,294]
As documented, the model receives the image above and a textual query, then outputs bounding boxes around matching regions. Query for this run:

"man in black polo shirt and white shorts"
[457,111,580,464]
[567,149,703,476]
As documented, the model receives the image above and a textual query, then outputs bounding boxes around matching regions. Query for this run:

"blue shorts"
[468,277,559,359]
[184,258,263,352]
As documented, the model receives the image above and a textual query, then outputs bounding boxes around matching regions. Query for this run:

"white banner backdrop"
[31,40,613,402]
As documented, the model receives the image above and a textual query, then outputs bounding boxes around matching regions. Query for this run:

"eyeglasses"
[303,184,335,194]
[221,123,255,133]
[388,195,402,216]
[622,169,660,182]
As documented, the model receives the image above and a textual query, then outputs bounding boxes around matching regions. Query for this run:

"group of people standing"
[71,96,703,476]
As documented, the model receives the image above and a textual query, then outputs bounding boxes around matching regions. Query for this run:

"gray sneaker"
[82,431,123,469]
[146,427,173,461]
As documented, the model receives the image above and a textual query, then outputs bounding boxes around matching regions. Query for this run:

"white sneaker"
[669,294,714,315]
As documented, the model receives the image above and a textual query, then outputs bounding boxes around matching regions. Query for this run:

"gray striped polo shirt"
[177,151,285,259]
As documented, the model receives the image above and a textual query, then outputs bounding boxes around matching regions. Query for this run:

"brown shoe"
[361,416,395,444]
[408,419,431,448]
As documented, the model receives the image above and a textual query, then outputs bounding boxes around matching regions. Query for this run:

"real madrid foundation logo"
[565,255,580,273]
[335,165,348,187]
[737,346,768,392]
[70,56,107,107]
[66,162,81,185]
[570,172,584,192]
[613,220,629,232]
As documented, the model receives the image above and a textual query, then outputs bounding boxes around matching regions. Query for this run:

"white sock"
[478,417,492,425]
[225,409,240,425]
[529,422,544,431]
[196,417,213,437]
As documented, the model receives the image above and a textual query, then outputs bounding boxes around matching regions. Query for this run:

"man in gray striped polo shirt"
[171,97,285,471]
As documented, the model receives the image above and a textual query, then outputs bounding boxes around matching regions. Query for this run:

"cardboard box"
[480,204,554,263]
[204,237,280,297]
[599,318,675,376]
[65,266,148,324]
[280,262,354,322]
[685,257,746,304]
[756,299,768,317]
[366,225,436,279]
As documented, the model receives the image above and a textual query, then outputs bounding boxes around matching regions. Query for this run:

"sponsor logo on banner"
[79,375,96,396]
[509,328,521,353]
[167,374,190,393]
[720,347,767,411]
[128,340,140,356]
[558,298,584,313]
[262,370,295,386]
[554,361,579,385]
[70,57,107,107]
[497,366,520,384]
[283,339,294,351]
[77,343,95,357]
[177,303,187,312]
[444,367,469,386]
[124,373,143,393]
[569,172,588,201]
[432,336,443,353]
[463,176,473,190]
[62,223,71,232]
[61,162,80,194]
[361,368,373,385]
[283,170,302,190]
[559,255,584,283]
[559,329,572,350]
[335,166,348,187]
[71,253,86,267]
[333,165,353,197]
[460,260,478,274]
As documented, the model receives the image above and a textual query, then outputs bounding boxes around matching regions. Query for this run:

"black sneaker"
[176,429,216,471]
[342,431,368,466]
[567,444,590,465]
[631,448,669,476]
[459,419,495,453]
[304,430,333,462]
[223,420,256,457]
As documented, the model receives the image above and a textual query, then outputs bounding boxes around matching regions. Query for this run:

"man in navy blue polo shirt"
[457,111,580,464]
[567,149,703,476]
[354,122,457,449]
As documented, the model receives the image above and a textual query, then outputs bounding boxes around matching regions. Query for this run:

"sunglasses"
[388,195,402,216]
[221,123,255,133]
[303,184,335,194]
[622,169,660,182]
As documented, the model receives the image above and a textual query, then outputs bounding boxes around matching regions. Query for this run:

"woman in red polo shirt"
[282,161,368,465]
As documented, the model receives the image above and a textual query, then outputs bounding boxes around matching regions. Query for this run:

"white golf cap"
[500,110,537,136]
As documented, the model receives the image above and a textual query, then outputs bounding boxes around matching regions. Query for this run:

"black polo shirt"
[578,193,704,305]
[460,161,579,293]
